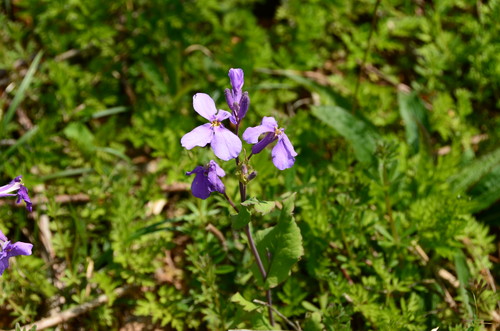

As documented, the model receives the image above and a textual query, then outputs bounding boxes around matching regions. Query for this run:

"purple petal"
[0,177,22,196]
[186,166,204,176]
[209,160,226,177]
[193,93,218,121]
[229,115,238,125]
[280,132,298,157]
[0,256,10,276]
[189,171,211,200]
[211,126,242,161]
[0,230,7,242]
[181,123,213,150]
[271,136,297,170]
[261,116,278,128]
[214,110,232,122]
[207,169,225,194]
[7,241,33,257]
[224,88,235,112]
[238,92,250,121]
[242,124,273,144]
[16,186,32,212]
[252,132,277,154]
[228,68,244,93]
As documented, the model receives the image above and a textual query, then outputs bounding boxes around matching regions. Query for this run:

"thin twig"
[253,299,302,331]
[12,286,132,331]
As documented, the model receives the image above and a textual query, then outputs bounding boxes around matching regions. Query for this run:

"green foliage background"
[1,0,499,329]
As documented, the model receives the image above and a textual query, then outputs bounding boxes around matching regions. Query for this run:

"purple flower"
[186,160,226,199]
[0,176,32,212]
[224,68,250,125]
[0,229,33,276]
[181,93,242,161]
[243,116,298,170]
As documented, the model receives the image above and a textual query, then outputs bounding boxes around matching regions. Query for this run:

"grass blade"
[2,51,43,133]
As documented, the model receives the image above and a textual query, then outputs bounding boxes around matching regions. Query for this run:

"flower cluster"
[0,176,33,276]
[181,68,297,199]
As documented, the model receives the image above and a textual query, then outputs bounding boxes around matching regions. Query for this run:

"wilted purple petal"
[186,161,226,200]
[190,171,211,200]
[211,126,242,161]
[16,186,32,212]
[252,132,276,154]
[181,123,213,150]
[211,160,226,177]
[207,164,225,194]
[193,93,218,120]
[0,238,33,276]
[7,242,33,257]
[0,258,9,276]
[272,137,296,170]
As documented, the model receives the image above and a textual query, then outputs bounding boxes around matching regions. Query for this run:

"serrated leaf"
[242,197,276,215]
[311,105,380,164]
[231,292,259,312]
[254,194,304,288]
[231,206,251,230]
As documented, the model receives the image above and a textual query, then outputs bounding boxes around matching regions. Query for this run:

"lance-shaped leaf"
[397,90,431,154]
[253,193,304,289]
[311,105,380,164]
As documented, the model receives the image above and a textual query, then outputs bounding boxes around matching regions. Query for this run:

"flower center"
[211,120,221,127]
[274,127,283,137]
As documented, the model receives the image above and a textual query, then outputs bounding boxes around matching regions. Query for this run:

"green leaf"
[450,147,500,212]
[254,193,304,288]
[231,292,259,312]
[454,252,473,319]
[397,91,430,154]
[242,197,276,215]
[311,105,380,164]
[91,106,129,119]
[215,265,235,274]
[3,126,39,158]
[303,311,324,331]
[2,51,43,133]
[302,301,320,312]
[231,206,251,230]
[64,122,96,155]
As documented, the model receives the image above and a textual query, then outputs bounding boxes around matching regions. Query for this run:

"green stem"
[382,162,399,243]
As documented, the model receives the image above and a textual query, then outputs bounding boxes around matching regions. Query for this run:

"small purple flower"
[243,116,298,170]
[181,93,242,161]
[0,176,32,212]
[0,229,33,276]
[225,68,250,125]
[186,160,226,200]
